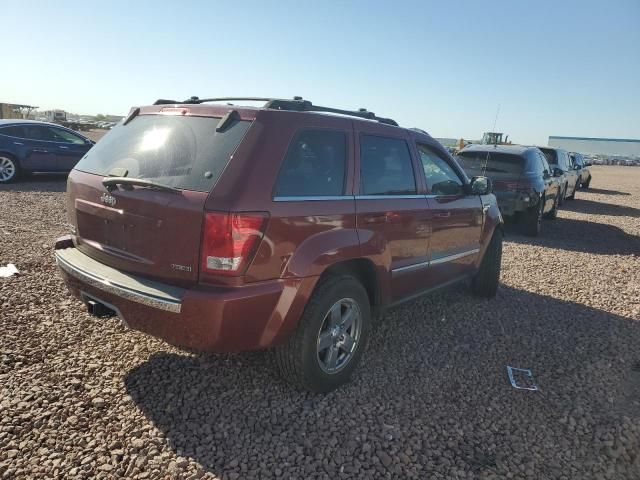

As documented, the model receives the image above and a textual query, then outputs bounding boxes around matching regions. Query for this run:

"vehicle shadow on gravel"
[124,285,640,478]
[562,198,640,218]
[505,216,640,255]
[583,187,631,196]
[0,175,67,192]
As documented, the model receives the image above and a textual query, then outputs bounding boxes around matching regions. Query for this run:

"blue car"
[0,120,94,183]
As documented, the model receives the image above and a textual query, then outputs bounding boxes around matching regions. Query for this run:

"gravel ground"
[1,166,639,479]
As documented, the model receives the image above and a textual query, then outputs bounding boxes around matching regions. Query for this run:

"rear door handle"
[58,145,69,149]
[434,211,451,219]
[32,148,49,153]
[13,142,24,146]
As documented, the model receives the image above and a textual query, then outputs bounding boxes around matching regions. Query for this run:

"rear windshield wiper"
[102,177,180,193]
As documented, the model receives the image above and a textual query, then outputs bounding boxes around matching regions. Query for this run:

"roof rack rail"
[152,96,399,126]
[410,127,428,135]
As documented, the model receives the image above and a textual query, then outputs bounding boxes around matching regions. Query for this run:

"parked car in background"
[538,147,578,203]
[569,152,592,188]
[0,120,94,183]
[54,96,503,392]
[457,144,561,236]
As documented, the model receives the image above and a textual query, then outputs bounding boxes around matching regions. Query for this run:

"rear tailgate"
[67,113,252,286]
[68,170,207,284]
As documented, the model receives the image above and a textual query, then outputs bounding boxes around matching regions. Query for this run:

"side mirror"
[470,176,492,195]
[553,167,563,177]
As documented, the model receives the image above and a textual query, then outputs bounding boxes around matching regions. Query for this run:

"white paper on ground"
[0,264,19,278]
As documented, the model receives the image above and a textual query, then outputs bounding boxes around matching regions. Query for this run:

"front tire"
[274,275,371,392]
[582,176,591,189]
[0,155,19,183]
[472,230,502,298]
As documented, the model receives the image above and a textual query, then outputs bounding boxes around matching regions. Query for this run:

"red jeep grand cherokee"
[55,97,503,391]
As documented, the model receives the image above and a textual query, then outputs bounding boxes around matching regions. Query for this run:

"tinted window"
[539,152,551,174]
[540,148,557,166]
[274,130,346,197]
[457,150,525,176]
[74,115,251,192]
[22,126,51,141]
[0,126,25,138]
[360,135,416,195]
[418,144,464,196]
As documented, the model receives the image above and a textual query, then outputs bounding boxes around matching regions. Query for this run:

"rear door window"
[73,114,251,192]
[418,144,464,196]
[273,130,346,197]
[360,135,416,195]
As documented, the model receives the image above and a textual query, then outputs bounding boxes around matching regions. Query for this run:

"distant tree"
[95,114,106,121]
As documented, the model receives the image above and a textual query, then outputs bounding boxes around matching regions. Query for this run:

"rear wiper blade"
[102,177,180,193]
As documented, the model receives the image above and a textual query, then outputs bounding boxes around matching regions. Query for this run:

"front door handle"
[434,211,451,219]
[32,148,49,153]
[363,212,401,224]
[58,145,69,149]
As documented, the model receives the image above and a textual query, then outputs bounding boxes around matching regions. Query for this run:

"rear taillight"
[200,212,268,277]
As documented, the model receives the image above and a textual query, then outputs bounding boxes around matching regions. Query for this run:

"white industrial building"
[548,136,640,157]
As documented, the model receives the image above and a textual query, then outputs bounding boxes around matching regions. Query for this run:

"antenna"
[482,104,501,176]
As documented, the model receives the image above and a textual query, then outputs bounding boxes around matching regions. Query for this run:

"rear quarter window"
[73,115,251,192]
[273,130,346,197]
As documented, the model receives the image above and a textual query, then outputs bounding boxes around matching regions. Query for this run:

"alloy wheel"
[0,157,16,182]
[316,298,362,374]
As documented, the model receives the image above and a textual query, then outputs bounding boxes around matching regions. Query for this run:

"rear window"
[73,114,251,192]
[457,151,525,176]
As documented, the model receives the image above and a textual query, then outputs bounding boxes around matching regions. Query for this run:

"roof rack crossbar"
[151,96,398,126]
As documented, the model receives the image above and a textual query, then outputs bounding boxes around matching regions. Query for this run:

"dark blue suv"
[0,120,94,183]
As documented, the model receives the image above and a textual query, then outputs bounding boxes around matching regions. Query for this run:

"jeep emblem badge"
[100,193,117,207]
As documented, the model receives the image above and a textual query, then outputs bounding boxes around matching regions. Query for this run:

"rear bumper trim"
[55,250,182,313]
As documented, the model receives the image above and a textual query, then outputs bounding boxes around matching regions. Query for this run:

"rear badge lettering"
[100,193,117,207]
[171,264,192,272]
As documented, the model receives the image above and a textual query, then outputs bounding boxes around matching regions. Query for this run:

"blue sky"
[2,0,639,144]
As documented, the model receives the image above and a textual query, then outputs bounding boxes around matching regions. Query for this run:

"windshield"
[457,151,525,175]
[74,114,251,192]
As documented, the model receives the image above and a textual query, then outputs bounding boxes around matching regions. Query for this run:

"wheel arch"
[318,258,380,313]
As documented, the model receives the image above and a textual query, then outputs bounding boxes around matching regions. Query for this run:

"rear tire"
[544,191,559,220]
[274,275,371,392]
[472,230,502,298]
[521,196,543,237]
[582,176,591,189]
[0,155,19,183]
[567,182,576,200]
